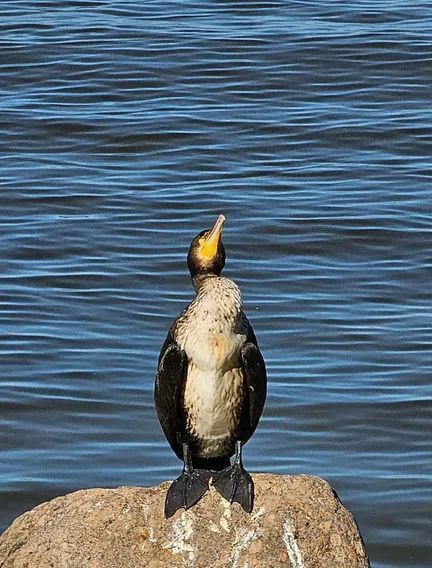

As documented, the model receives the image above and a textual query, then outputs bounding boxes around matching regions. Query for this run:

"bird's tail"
[192,455,231,471]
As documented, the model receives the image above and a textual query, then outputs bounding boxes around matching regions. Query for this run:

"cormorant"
[154,214,267,518]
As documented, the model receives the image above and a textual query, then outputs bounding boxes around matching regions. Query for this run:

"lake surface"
[1,1,431,566]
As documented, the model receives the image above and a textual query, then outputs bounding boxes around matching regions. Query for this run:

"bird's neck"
[191,274,243,317]
[191,273,219,294]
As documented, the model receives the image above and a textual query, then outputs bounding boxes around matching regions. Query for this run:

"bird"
[154,214,267,518]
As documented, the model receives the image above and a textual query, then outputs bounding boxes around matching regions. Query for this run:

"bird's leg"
[211,441,254,513]
[164,443,211,518]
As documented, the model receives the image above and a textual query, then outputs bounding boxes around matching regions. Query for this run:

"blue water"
[1,1,431,566]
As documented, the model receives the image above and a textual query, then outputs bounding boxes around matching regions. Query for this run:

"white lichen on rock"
[163,512,195,564]
[283,515,305,568]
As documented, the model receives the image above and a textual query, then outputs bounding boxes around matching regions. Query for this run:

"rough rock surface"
[0,474,369,568]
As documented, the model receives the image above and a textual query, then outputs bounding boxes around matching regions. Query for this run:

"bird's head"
[187,214,226,281]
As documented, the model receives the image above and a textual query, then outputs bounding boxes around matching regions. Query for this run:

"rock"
[0,474,369,568]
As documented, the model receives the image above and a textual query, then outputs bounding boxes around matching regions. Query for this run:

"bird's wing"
[154,328,187,460]
[241,339,267,435]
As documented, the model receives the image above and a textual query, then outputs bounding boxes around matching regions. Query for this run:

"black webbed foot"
[211,441,254,513]
[165,468,211,518]
[165,444,211,518]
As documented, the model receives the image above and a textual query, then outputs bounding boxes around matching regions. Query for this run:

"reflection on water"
[1,2,431,566]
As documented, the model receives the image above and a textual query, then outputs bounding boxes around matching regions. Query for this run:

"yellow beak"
[200,214,225,258]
